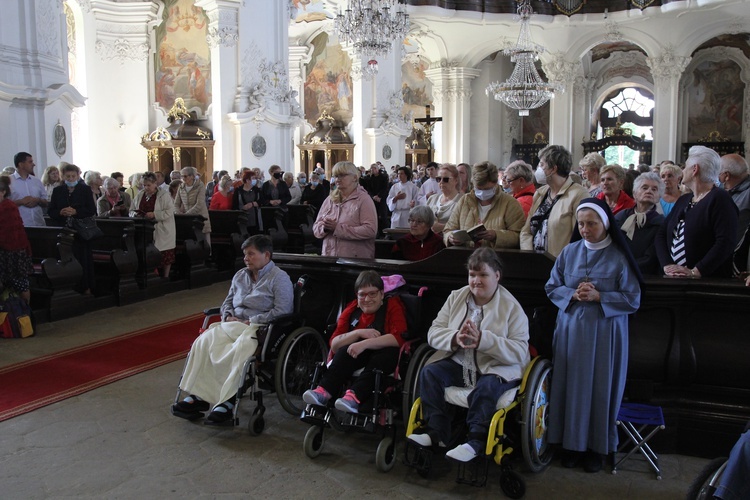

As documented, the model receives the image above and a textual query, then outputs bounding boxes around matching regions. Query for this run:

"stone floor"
[0,281,710,499]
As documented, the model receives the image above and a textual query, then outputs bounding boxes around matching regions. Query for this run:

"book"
[451,224,486,244]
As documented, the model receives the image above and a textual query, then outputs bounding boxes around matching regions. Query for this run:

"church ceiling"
[404,0,677,16]
[693,33,750,60]
[590,42,646,63]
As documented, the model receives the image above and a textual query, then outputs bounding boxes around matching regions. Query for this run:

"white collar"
[583,234,612,250]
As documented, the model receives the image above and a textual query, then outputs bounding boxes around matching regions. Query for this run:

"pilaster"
[543,52,580,152]
[647,46,690,163]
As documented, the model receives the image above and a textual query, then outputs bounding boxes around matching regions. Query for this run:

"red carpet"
[0,314,204,422]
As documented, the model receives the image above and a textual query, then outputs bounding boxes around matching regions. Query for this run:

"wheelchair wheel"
[499,469,526,499]
[687,457,728,500]
[275,326,327,416]
[304,425,325,458]
[521,358,553,473]
[402,343,436,421]
[248,413,265,436]
[375,436,396,472]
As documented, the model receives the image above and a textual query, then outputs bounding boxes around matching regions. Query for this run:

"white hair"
[633,171,664,199]
[687,145,721,183]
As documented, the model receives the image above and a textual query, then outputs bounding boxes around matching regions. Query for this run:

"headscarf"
[570,197,643,284]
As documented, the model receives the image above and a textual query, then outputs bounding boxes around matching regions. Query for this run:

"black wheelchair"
[402,342,553,498]
[172,275,329,434]
[299,284,431,472]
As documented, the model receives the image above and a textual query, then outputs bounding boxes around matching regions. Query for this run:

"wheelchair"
[403,342,553,498]
[299,284,430,472]
[172,275,328,434]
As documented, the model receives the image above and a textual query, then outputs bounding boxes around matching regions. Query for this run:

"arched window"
[598,87,654,166]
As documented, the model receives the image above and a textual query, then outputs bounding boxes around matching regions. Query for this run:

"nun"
[544,197,642,473]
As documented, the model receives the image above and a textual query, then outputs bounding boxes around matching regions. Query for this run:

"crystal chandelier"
[486,0,564,116]
[334,0,410,73]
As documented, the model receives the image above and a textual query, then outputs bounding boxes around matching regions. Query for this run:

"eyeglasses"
[408,218,427,225]
[503,176,518,183]
[356,290,380,300]
[437,177,453,183]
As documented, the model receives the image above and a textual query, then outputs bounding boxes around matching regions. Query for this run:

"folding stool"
[611,402,666,480]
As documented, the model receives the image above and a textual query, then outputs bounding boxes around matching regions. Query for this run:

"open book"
[451,224,486,244]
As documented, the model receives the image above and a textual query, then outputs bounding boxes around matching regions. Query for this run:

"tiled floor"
[0,281,711,499]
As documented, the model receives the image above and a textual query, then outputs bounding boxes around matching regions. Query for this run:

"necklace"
[582,245,607,282]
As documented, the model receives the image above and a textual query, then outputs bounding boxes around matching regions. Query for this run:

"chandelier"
[334,0,410,67]
[485,0,564,116]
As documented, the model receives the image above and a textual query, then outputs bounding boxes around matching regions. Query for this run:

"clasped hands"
[573,281,600,302]
[225,315,250,325]
[60,206,77,217]
[456,319,481,349]
[347,328,380,358]
[663,264,700,278]
[322,217,337,233]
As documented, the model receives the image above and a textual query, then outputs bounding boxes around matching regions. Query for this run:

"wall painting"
[304,32,353,127]
[687,60,744,141]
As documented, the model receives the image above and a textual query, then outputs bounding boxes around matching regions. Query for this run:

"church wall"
[470,55,514,167]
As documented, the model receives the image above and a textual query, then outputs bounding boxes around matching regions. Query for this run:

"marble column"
[425,65,481,163]
[647,47,690,163]
[543,53,581,152]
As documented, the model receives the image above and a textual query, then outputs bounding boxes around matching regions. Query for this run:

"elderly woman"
[457,162,472,194]
[124,173,142,203]
[407,248,529,462]
[41,165,62,201]
[301,172,327,213]
[284,171,302,205]
[233,169,263,235]
[659,163,683,217]
[312,161,378,258]
[596,164,635,215]
[391,205,445,261]
[579,153,605,197]
[504,160,536,217]
[97,177,131,217]
[131,172,176,279]
[173,235,294,424]
[209,175,234,210]
[546,198,641,473]
[615,172,665,275]
[261,165,291,208]
[521,145,589,258]
[84,170,103,204]
[303,270,407,414]
[48,163,97,294]
[0,176,33,303]
[426,163,461,234]
[655,146,739,278]
[175,166,211,246]
[443,161,525,249]
[386,166,421,229]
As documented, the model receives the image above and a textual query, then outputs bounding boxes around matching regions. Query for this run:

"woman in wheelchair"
[172,235,294,424]
[407,247,530,463]
[302,270,407,414]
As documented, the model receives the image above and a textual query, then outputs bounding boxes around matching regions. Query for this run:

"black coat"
[48,182,97,225]
[261,179,291,206]
[615,207,665,275]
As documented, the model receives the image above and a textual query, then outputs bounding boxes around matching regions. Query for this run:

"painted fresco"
[401,59,432,120]
[687,60,744,141]
[304,32,353,126]
[293,0,329,23]
[154,0,211,117]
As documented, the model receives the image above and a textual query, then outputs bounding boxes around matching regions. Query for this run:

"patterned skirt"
[0,248,33,293]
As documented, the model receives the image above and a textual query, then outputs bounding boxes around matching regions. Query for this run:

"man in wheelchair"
[172,234,293,424]
[302,270,407,414]
[407,248,530,463]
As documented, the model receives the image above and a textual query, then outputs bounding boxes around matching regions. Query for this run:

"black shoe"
[171,395,210,420]
[205,402,235,426]
[583,451,604,473]
[560,449,582,468]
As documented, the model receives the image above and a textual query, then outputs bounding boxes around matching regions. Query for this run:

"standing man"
[418,161,440,204]
[10,152,47,226]
[362,163,390,235]
[720,153,750,241]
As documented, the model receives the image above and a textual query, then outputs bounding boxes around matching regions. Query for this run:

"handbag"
[68,216,104,241]
[0,289,34,339]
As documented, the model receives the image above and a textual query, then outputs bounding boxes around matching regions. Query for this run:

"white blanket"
[179,321,260,405]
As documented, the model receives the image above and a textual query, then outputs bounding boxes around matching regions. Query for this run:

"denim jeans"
[715,430,750,500]
[419,357,519,446]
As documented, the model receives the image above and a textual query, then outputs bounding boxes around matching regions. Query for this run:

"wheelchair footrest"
[404,440,434,474]
[337,411,376,433]
[454,455,490,487]
[301,404,328,426]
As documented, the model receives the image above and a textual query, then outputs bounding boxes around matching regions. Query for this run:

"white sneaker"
[446,443,478,462]
[407,433,433,447]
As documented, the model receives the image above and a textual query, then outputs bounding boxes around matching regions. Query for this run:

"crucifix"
[414,105,442,162]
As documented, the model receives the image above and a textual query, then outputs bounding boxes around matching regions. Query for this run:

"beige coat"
[520,177,588,258]
[131,188,176,252]
[443,187,525,248]
[175,180,211,233]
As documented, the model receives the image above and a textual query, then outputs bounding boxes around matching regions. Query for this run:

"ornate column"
[288,42,312,170]
[543,53,581,152]
[647,47,690,163]
[425,64,480,163]
[572,76,597,161]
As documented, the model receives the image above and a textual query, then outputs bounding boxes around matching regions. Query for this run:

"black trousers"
[319,346,400,402]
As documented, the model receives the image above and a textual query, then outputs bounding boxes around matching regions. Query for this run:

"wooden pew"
[173,214,213,288]
[90,218,140,305]
[25,226,83,322]
[260,207,289,252]
[285,204,318,254]
[272,247,750,458]
[208,210,248,273]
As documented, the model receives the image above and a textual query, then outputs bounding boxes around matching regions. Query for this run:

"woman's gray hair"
[84,170,101,185]
[103,177,120,189]
[579,153,605,172]
[505,160,533,183]
[687,145,721,183]
[633,171,664,199]
[410,204,436,227]
[180,166,197,177]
